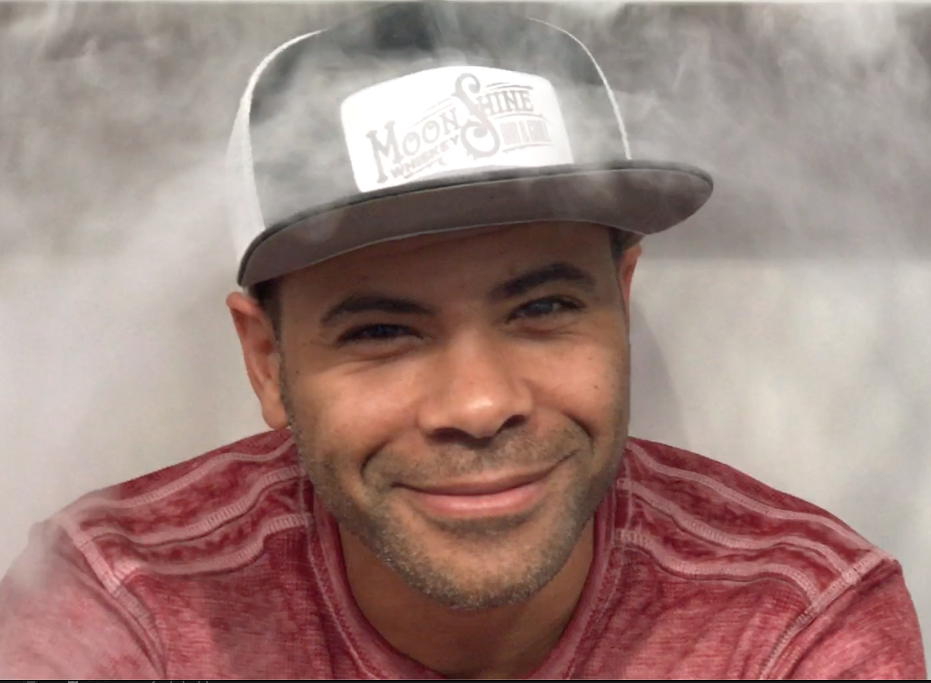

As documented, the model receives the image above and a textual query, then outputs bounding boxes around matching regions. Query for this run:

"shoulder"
[579,438,924,679]
[0,431,310,677]
[619,437,894,606]
[48,430,306,588]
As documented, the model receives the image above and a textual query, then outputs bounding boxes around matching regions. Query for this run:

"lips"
[404,466,555,497]
[398,462,562,520]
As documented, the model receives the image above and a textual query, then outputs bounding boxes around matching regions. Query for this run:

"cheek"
[528,337,629,422]
[287,363,422,465]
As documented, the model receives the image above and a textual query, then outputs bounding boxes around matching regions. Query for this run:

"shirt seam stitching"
[757,549,890,679]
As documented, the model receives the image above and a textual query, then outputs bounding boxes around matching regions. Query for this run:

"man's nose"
[416,331,533,442]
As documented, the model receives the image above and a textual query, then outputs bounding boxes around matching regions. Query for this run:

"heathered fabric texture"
[0,430,924,679]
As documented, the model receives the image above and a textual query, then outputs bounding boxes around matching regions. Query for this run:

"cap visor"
[239,161,713,287]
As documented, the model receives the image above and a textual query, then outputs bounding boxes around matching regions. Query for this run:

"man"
[0,1,924,679]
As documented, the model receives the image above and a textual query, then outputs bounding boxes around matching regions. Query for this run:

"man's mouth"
[398,462,562,519]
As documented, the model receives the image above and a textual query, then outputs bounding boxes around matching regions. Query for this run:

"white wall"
[1,0,929,666]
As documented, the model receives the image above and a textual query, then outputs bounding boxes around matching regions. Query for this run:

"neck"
[339,520,595,680]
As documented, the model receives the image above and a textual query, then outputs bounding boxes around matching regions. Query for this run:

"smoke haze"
[1,0,929,661]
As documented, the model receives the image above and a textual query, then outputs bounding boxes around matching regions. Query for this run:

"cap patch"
[341,66,575,193]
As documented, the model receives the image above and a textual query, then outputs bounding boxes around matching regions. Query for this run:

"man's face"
[237,222,639,611]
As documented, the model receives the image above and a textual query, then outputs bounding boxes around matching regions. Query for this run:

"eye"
[511,296,584,320]
[339,323,415,344]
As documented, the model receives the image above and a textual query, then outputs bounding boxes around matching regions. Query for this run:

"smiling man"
[232,223,641,679]
[233,223,639,674]
[0,1,925,680]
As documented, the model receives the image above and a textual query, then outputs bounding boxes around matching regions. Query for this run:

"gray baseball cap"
[227,1,713,288]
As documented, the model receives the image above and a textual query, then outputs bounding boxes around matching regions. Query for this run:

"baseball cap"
[227,0,714,288]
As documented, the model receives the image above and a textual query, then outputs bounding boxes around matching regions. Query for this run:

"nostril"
[501,414,527,431]
[429,416,525,448]
[431,428,495,449]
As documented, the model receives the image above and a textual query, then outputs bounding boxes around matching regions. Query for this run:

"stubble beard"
[279,367,629,612]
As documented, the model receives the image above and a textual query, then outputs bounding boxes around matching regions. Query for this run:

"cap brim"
[238,161,713,287]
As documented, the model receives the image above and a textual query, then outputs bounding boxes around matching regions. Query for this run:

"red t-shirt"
[0,430,924,679]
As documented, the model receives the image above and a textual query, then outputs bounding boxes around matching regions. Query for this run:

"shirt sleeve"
[769,559,926,680]
[0,522,163,679]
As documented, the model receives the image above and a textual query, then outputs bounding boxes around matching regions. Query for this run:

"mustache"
[373,432,585,486]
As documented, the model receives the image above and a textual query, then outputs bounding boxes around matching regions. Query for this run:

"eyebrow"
[488,261,597,303]
[319,261,597,329]
[320,295,436,328]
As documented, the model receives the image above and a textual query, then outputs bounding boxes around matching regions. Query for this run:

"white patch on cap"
[341,66,575,193]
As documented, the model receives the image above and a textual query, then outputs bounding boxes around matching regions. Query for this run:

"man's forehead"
[278,222,613,307]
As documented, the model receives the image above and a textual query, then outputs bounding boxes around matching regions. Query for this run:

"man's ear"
[617,244,642,325]
[226,291,288,430]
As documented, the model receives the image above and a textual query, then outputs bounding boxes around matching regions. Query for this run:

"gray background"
[1,0,930,665]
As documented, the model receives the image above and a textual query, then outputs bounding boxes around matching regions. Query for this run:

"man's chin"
[370,507,590,612]
[389,553,563,612]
